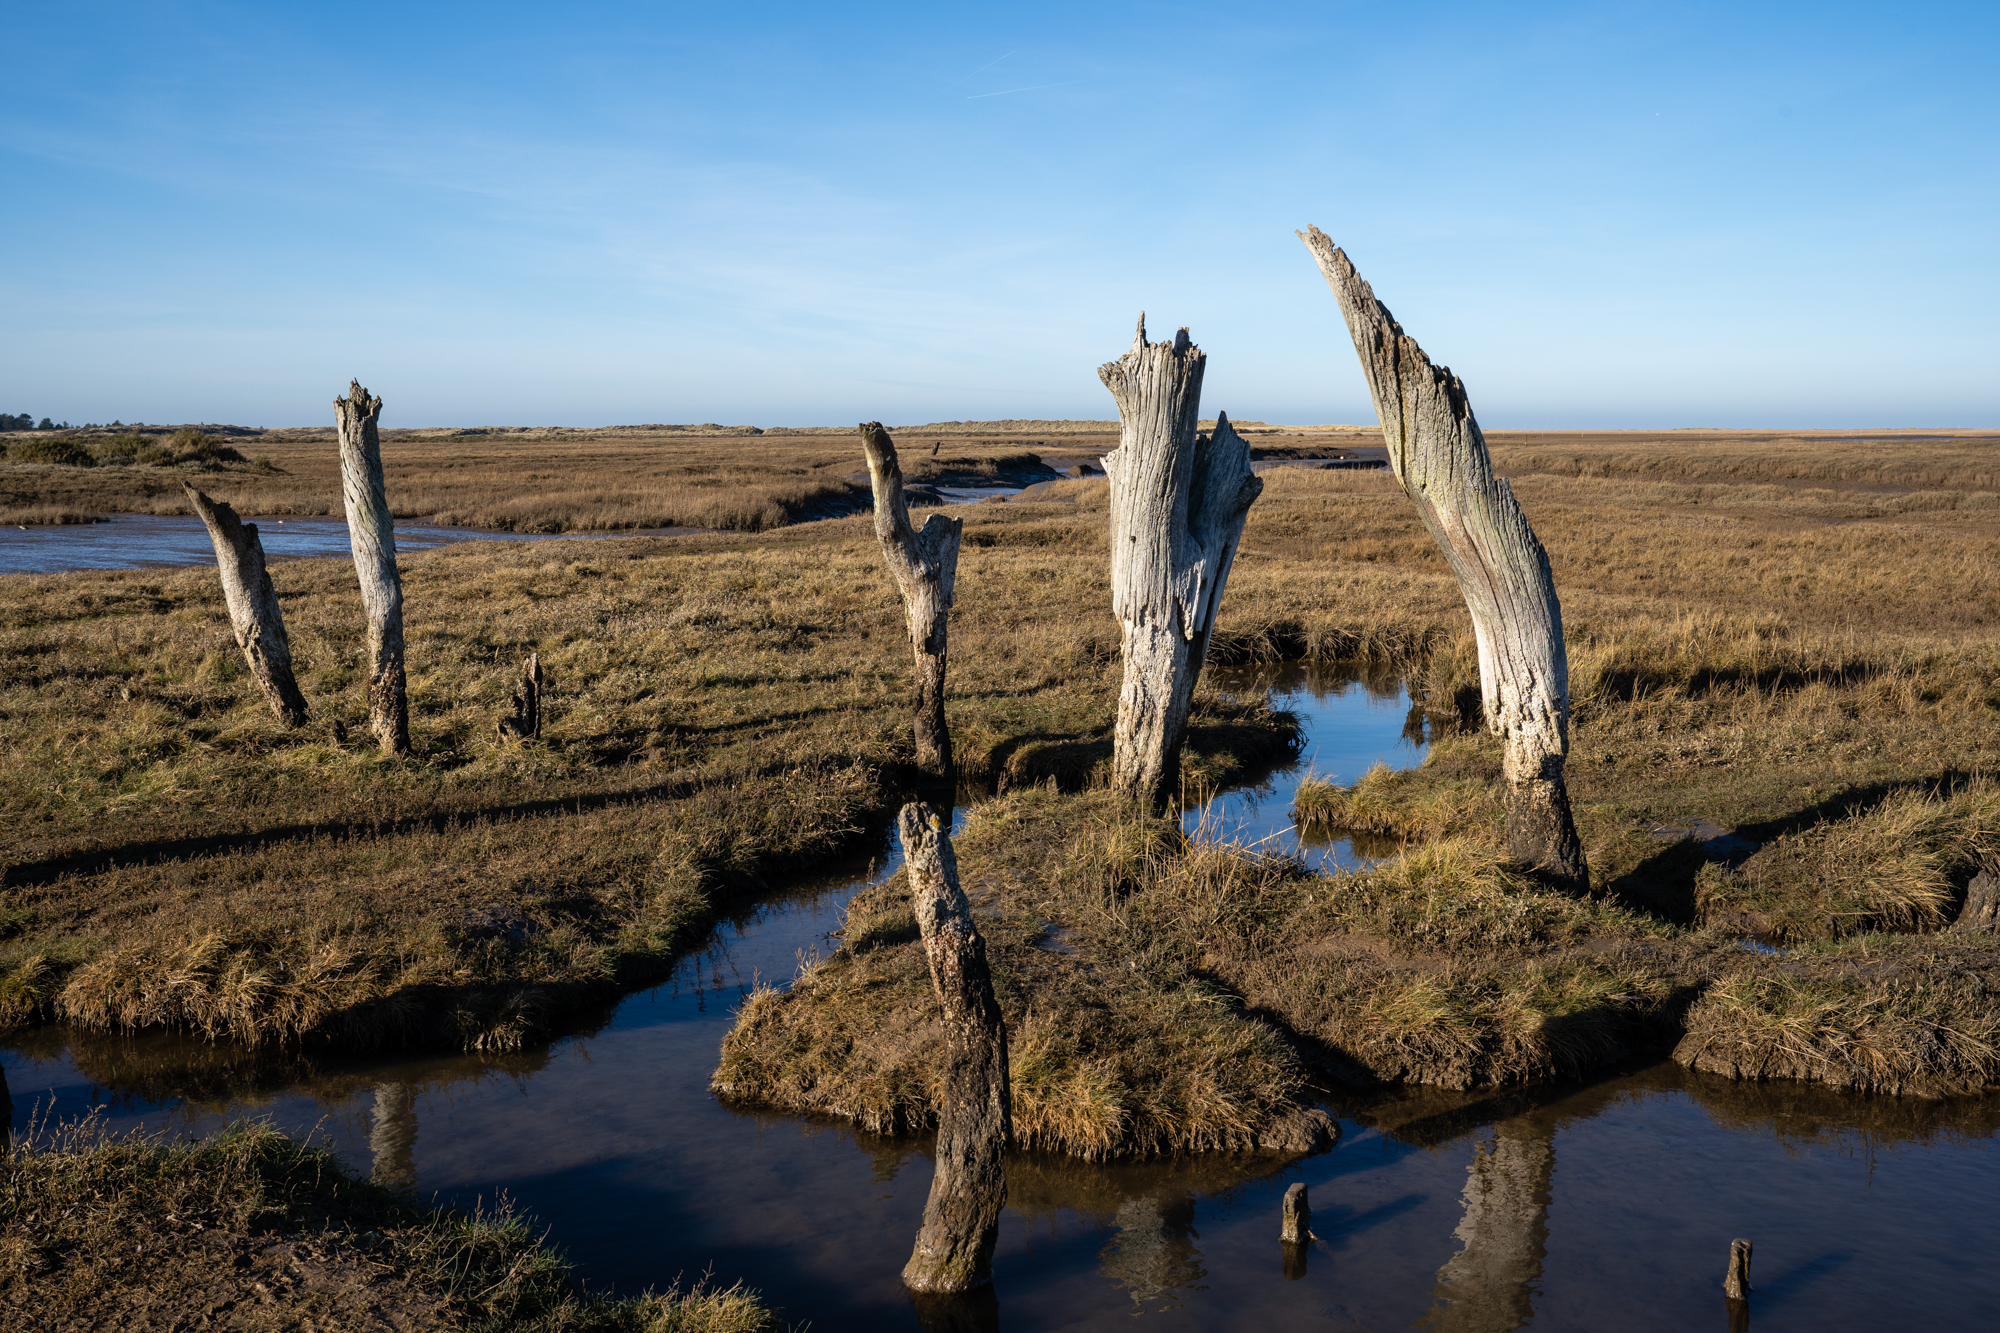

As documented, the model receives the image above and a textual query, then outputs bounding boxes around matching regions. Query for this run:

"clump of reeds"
[1696,783,2000,942]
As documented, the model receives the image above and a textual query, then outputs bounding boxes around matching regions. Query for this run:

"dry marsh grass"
[0,1116,782,1331]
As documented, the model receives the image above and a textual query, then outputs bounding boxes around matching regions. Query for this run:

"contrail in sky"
[948,50,1015,88]
[966,81,1080,99]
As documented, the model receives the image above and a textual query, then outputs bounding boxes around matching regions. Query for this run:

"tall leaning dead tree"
[861,422,963,777]
[1299,228,1587,887]
[1099,319,1264,813]
[898,803,1011,1295]
[334,380,409,755]
[182,481,309,727]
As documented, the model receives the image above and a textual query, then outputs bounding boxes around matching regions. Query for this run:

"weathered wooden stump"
[181,481,309,727]
[1098,318,1263,813]
[898,802,1011,1293]
[1281,1181,1313,1243]
[495,652,543,742]
[861,423,962,778]
[1724,1237,1753,1300]
[334,380,409,755]
[1299,229,1587,888]
[1953,867,2000,931]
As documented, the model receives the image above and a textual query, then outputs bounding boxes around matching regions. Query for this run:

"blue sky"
[4,1,1995,428]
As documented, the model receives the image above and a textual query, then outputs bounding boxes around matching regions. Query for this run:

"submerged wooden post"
[861,423,963,778]
[181,481,309,727]
[334,380,409,755]
[1724,1237,1753,1300]
[898,802,1011,1293]
[1281,1181,1313,1243]
[1098,319,1263,813]
[1299,229,1587,887]
[495,652,542,742]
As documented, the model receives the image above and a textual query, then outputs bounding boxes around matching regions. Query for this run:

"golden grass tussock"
[1674,937,2000,1098]
[0,1116,783,1331]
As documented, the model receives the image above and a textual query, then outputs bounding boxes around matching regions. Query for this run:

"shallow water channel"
[6,667,2000,1329]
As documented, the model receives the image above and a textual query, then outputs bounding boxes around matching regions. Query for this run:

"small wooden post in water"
[334,380,409,755]
[1299,229,1587,888]
[496,652,543,742]
[181,481,309,727]
[861,423,963,778]
[1098,318,1263,813]
[899,802,1011,1294]
[1281,1182,1313,1243]
[1724,1237,1753,1300]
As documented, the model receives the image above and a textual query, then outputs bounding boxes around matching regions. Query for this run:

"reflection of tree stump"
[1100,1191,1205,1310]
[369,1081,418,1193]
[335,380,408,755]
[1300,230,1585,889]
[1425,1121,1554,1332]
[899,804,1011,1293]
[861,423,961,778]
[182,482,310,727]
[1098,319,1262,813]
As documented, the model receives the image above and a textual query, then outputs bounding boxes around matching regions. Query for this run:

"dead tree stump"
[496,653,542,742]
[181,481,309,727]
[1098,318,1263,813]
[1280,1181,1313,1243]
[1299,229,1587,888]
[1954,867,2000,931]
[861,423,962,778]
[898,802,1011,1294]
[334,380,409,755]
[1724,1237,1753,1300]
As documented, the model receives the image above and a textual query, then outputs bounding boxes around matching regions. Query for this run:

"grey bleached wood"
[898,802,1011,1294]
[1298,228,1587,886]
[861,423,962,777]
[334,380,409,755]
[181,481,309,727]
[1724,1237,1753,1300]
[496,652,543,742]
[1098,318,1264,812]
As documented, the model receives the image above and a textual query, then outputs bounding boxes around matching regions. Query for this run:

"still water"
[0,513,709,575]
[5,667,1998,1330]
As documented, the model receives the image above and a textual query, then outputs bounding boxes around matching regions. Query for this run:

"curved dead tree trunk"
[1425,1121,1555,1332]
[181,481,309,727]
[861,423,962,778]
[1299,229,1586,887]
[899,802,1011,1294]
[334,380,409,755]
[1098,319,1263,813]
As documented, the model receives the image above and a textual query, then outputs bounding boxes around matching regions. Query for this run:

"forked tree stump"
[1299,229,1587,888]
[861,423,962,778]
[1724,1237,1753,1300]
[898,803,1011,1294]
[334,380,409,755]
[1098,318,1263,813]
[181,481,309,727]
[496,653,543,742]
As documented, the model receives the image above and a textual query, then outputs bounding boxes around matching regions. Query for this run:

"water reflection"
[1424,1121,1554,1332]
[369,1082,420,1192]
[1193,660,1428,871]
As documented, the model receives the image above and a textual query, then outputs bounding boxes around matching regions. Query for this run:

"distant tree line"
[0,414,132,431]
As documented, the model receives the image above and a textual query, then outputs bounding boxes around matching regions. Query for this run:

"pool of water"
[1186,660,1425,870]
[6,666,1998,1330]
[0,513,713,575]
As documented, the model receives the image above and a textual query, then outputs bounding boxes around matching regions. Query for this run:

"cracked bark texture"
[861,422,962,777]
[182,481,309,727]
[1299,228,1586,887]
[898,803,1011,1294]
[1098,318,1263,813]
[334,381,409,755]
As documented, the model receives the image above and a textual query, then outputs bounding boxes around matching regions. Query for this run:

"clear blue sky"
[4,1,1994,428]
